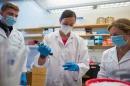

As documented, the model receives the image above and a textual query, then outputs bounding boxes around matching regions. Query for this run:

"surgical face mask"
[111,35,127,47]
[60,24,73,35]
[2,15,16,26]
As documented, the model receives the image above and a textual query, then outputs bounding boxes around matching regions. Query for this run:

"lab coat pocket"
[65,71,79,83]
[6,49,17,76]
[104,61,118,77]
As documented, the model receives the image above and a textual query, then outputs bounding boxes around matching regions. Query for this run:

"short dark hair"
[60,10,76,21]
[108,18,130,33]
[1,2,19,12]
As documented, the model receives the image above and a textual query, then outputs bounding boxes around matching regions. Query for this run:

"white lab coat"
[34,30,90,86]
[98,46,130,82]
[0,27,28,86]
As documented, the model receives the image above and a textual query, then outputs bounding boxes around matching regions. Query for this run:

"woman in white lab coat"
[34,10,90,86]
[0,3,27,86]
[98,18,130,82]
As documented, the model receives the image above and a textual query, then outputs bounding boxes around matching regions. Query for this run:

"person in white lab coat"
[0,3,27,86]
[34,10,90,86]
[98,18,130,82]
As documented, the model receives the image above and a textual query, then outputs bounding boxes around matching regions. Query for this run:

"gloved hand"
[20,72,27,86]
[63,62,79,71]
[37,43,51,57]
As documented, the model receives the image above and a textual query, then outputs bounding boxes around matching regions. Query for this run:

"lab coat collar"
[0,27,16,39]
[55,30,74,46]
[112,46,130,64]
[65,32,74,46]
[55,30,63,45]
[0,21,13,37]
[0,27,7,38]
[111,46,119,63]
[119,50,130,64]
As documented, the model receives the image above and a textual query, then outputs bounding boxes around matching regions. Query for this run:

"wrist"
[38,56,46,65]
[40,54,46,58]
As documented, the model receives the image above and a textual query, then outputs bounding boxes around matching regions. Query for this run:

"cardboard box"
[31,67,46,86]
[32,67,46,75]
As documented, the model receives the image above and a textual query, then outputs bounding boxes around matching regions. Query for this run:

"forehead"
[2,8,19,17]
[62,17,75,21]
[109,26,126,35]
[2,8,18,13]
[61,17,76,25]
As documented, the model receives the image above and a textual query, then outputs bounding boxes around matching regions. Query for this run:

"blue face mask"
[5,16,16,26]
[111,35,127,47]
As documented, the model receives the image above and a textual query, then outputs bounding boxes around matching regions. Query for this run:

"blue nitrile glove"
[20,72,27,86]
[63,62,79,71]
[37,43,52,57]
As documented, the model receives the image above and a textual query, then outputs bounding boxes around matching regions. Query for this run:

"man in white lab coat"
[34,10,90,86]
[98,18,130,82]
[0,3,27,86]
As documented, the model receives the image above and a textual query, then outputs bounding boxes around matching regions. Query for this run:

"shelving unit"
[42,24,109,29]
[74,24,109,28]
[40,24,109,30]
[80,34,110,38]
[18,24,112,48]
[18,27,44,45]
[88,45,113,49]
[24,34,43,38]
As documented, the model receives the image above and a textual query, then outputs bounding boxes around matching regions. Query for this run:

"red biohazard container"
[85,78,130,86]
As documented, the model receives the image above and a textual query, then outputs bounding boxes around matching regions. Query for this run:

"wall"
[1,1,130,27]
[0,0,51,29]
[77,6,130,24]
[40,5,130,25]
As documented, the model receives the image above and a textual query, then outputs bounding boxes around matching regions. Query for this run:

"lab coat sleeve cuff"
[77,63,89,78]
